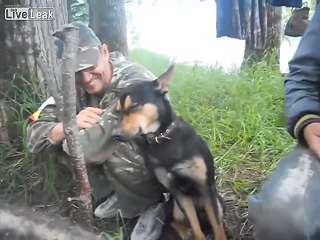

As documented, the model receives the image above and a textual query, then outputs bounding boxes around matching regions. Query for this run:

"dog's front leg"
[171,200,192,240]
[154,167,206,240]
[174,195,206,240]
[171,220,192,240]
[203,192,227,240]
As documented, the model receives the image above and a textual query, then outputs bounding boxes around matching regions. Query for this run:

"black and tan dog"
[111,65,227,240]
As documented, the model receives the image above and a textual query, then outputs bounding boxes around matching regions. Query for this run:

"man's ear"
[155,64,174,94]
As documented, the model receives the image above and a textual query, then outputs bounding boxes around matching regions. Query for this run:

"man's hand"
[77,107,104,129]
[303,122,320,158]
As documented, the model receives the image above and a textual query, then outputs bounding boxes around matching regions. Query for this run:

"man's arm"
[285,3,320,143]
[26,100,64,154]
[73,60,168,164]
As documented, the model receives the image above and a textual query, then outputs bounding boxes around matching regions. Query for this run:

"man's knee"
[86,164,114,200]
[248,144,320,240]
[102,154,163,217]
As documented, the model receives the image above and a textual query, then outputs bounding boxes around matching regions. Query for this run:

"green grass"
[0,72,61,201]
[0,48,296,239]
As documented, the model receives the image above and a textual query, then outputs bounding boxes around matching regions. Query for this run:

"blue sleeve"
[285,3,320,140]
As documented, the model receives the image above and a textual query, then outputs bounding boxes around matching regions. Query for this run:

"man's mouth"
[87,79,97,87]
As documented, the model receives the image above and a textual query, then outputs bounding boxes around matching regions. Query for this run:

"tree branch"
[37,23,93,231]
[52,24,93,231]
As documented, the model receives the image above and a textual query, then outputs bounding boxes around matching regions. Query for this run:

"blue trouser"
[248,144,320,240]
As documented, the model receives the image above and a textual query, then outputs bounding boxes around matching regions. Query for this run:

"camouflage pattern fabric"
[26,51,164,218]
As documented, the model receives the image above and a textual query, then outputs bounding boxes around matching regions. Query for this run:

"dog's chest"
[147,154,177,169]
[145,140,190,169]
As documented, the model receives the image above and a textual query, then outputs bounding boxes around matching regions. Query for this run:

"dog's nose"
[111,128,123,140]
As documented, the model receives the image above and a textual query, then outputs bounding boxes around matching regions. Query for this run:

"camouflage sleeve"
[67,55,171,164]
[26,97,115,163]
[26,97,63,154]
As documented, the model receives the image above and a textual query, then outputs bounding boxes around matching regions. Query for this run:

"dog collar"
[145,121,177,144]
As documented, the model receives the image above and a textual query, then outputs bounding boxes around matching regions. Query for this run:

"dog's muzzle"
[111,127,141,142]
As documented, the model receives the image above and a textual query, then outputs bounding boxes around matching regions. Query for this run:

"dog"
[111,64,227,240]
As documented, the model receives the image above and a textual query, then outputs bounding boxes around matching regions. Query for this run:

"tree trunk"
[0,0,67,86]
[0,0,67,140]
[67,0,73,22]
[243,40,265,65]
[88,0,128,56]
[243,2,282,65]
[265,3,282,64]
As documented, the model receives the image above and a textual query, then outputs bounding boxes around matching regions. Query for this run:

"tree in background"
[0,0,68,145]
[243,3,282,65]
[68,0,89,23]
[88,0,129,56]
[244,0,318,65]
[66,0,132,54]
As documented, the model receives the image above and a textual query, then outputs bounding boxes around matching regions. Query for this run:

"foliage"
[0,74,61,202]
[69,0,89,24]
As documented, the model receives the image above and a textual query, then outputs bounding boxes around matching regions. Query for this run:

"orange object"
[29,96,55,121]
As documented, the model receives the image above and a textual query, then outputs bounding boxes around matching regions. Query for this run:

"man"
[248,3,320,240]
[26,22,167,240]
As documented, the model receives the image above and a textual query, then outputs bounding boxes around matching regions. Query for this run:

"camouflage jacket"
[26,51,160,165]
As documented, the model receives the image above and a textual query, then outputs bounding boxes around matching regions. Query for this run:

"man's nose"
[82,71,92,83]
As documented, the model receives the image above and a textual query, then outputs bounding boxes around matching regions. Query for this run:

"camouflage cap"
[54,21,101,72]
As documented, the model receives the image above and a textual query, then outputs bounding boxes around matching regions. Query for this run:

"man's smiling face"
[75,44,113,95]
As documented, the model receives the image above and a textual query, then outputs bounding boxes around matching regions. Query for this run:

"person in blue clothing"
[248,3,320,240]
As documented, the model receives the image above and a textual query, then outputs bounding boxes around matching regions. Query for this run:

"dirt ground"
[2,161,254,240]
[25,187,254,240]
[96,187,255,240]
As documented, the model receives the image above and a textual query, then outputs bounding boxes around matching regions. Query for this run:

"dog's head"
[111,64,174,142]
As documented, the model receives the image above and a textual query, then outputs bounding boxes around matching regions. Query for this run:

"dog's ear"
[155,64,174,94]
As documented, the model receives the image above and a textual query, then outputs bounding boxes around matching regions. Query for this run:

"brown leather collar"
[145,121,178,144]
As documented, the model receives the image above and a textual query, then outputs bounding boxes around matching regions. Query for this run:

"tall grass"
[0,73,60,201]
